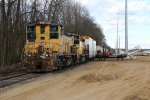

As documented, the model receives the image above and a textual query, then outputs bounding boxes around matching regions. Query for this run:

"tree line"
[0,0,106,66]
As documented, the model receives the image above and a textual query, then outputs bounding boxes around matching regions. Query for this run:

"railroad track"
[0,73,45,89]
[0,63,85,89]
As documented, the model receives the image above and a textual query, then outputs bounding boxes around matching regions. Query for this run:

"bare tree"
[0,0,105,67]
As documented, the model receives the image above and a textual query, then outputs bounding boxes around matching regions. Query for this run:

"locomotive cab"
[24,22,64,71]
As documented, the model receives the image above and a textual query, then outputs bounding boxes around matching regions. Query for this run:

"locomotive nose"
[36,61,42,70]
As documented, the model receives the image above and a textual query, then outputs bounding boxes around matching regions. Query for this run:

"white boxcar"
[92,40,96,57]
[85,37,96,59]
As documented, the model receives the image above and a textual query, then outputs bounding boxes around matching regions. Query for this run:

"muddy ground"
[0,56,150,100]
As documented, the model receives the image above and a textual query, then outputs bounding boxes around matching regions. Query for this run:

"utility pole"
[116,13,119,55]
[125,0,128,55]
[119,35,120,54]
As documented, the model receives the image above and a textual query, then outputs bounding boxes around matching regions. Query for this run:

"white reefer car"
[85,37,96,59]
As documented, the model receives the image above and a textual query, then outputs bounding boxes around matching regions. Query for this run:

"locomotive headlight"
[28,54,31,57]
[45,54,49,57]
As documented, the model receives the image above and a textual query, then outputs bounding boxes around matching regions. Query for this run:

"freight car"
[23,22,96,72]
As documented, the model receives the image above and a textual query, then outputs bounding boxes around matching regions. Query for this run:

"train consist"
[23,22,96,71]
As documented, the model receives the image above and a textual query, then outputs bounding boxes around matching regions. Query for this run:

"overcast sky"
[75,0,150,49]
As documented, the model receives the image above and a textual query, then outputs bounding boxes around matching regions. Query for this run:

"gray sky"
[76,0,150,49]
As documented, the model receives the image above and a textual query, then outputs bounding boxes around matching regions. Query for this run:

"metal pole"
[119,35,120,54]
[116,14,119,55]
[125,0,128,55]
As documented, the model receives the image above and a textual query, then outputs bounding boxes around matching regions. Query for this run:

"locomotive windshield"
[50,25,59,39]
[40,26,45,34]
[74,36,79,44]
[27,26,36,42]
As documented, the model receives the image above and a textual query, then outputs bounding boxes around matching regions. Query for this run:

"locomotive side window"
[50,25,59,39]
[50,33,58,39]
[50,26,58,32]
[27,26,36,42]
[74,36,79,44]
[60,25,63,34]
[40,26,45,34]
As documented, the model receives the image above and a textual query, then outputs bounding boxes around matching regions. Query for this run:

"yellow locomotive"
[23,22,96,71]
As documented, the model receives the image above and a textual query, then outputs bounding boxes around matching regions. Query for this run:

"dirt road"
[1,56,150,100]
